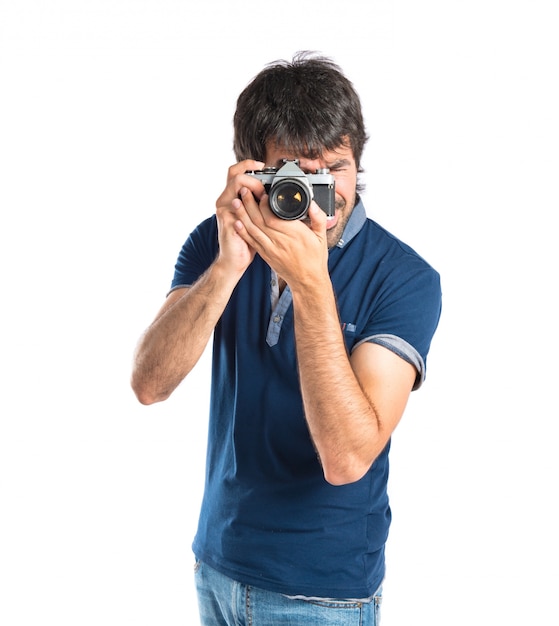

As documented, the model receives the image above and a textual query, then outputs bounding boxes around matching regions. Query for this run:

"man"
[132,52,441,625]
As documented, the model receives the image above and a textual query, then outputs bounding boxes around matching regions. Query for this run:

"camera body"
[246,160,335,220]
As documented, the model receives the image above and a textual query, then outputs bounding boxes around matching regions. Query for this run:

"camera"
[246,160,335,220]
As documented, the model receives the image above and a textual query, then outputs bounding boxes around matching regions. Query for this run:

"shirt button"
[273,315,282,323]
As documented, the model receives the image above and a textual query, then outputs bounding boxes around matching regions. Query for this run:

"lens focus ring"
[269,179,311,220]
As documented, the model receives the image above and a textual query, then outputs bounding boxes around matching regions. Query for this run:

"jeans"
[194,560,382,625]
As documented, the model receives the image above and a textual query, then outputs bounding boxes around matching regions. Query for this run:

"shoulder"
[178,215,219,257]
[171,215,219,289]
[339,212,440,291]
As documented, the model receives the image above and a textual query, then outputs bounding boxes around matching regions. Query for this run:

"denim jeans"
[194,560,382,625]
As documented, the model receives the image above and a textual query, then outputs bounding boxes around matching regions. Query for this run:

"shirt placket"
[266,271,292,347]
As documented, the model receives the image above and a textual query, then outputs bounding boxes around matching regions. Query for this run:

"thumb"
[308,201,327,236]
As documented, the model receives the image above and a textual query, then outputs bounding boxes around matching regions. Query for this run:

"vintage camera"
[246,160,335,220]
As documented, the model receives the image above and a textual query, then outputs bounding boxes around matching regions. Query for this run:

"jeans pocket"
[306,599,362,610]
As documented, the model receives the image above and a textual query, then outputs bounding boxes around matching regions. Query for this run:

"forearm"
[292,280,381,485]
[131,260,241,404]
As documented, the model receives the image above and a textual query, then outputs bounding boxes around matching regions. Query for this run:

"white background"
[1,1,557,624]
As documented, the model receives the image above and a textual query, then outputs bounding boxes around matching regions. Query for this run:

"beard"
[326,193,356,249]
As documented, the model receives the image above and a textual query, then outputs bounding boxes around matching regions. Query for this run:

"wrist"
[291,272,335,307]
[212,255,248,289]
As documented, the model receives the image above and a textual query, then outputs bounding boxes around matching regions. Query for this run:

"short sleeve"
[170,216,219,292]
[354,263,442,390]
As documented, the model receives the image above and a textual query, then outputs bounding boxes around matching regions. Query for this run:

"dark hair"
[233,52,368,172]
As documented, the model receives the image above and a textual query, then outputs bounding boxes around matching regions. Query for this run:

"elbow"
[131,384,157,406]
[322,459,371,486]
[133,388,159,406]
[323,470,368,487]
[132,387,169,406]
[130,376,169,406]
[320,437,388,486]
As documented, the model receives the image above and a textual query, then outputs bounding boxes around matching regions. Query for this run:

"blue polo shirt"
[171,199,441,599]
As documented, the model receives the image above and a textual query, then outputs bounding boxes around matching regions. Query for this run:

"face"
[264,142,358,248]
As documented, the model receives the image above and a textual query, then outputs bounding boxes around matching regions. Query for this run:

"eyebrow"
[326,158,352,169]
[271,157,352,169]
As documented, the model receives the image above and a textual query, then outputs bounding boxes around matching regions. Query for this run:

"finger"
[241,192,292,236]
[307,201,328,237]
[233,213,269,249]
[226,159,265,184]
[233,193,275,248]
[217,165,267,210]
[234,188,266,232]
[243,188,269,225]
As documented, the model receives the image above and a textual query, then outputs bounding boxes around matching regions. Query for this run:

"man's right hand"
[214,159,265,276]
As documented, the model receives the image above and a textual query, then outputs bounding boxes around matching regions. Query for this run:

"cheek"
[334,185,351,209]
[335,196,346,211]
[333,177,355,202]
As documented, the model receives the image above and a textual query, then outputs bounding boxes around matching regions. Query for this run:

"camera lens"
[269,180,310,220]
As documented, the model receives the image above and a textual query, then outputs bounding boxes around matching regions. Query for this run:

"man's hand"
[231,188,330,292]
[214,160,265,277]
